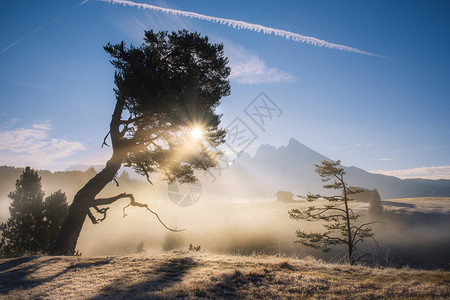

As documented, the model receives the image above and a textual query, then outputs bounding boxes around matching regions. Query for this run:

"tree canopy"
[103,29,230,184]
[51,30,231,255]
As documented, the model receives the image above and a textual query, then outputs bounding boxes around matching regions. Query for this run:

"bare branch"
[102,131,111,148]
[112,177,119,187]
[122,193,183,232]
[93,206,109,222]
[119,115,144,125]
[92,193,128,206]
[306,206,347,218]
[351,221,384,245]
[87,209,98,224]
[138,163,153,185]
[91,193,183,232]
[119,124,130,136]
[87,206,110,224]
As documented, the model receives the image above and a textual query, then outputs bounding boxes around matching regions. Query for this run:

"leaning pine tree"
[51,30,231,255]
[289,160,380,265]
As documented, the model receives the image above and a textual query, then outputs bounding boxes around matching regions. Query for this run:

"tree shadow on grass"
[0,256,113,294]
[91,257,197,299]
[0,256,39,272]
[209,269,271,298]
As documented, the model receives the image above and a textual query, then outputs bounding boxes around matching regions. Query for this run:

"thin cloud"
[15,81,48,90]
[99,0,385,57]
[370,166,450,180]
[376,158,395,161]
[0,122,85,168]
[1,37,26,53]
[113,11,291,84]
[0,118,20,130]
[226,44,294,84]
[32,122,52,130]
[1,1,87,53]
[1,15,63,53]
[113,9,191,43]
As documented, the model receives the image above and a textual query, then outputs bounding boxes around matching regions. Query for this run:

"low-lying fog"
[73,182,450,270]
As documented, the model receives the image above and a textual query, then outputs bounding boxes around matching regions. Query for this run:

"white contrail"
[1,1,88,53]
[1,15,62,53]
[99,0,384,58]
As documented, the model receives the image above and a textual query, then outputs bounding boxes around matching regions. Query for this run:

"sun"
[190,127,204,140]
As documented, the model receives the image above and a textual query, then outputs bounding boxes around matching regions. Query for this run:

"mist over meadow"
[2,158,448,270]
[77,188,450,270]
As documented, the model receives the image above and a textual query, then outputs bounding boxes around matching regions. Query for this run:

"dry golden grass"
[1,251,449,299]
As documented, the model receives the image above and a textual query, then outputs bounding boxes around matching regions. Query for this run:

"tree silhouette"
[0,167,44,256]
[42,190,69,253]
[118,170,131,184]
[289,160,380,265]
[368,189,385,219]
[136,240,145,253]
[0,167,68,256]
[51,30,230,255]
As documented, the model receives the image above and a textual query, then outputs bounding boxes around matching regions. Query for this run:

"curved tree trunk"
[50,155,122,255]
[50,97,125,255]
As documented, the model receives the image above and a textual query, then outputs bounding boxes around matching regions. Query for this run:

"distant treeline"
[0,166,149,206]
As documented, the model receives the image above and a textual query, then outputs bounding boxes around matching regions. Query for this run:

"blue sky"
[0,0,449,179]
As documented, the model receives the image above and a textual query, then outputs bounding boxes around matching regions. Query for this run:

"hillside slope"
[1,252,449,299]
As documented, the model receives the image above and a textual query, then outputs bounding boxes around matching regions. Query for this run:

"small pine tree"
[0,167,69,257]
[289,160,380,265]
[136,240,145,253]
[119,170,131,182]
[368,189,385,219]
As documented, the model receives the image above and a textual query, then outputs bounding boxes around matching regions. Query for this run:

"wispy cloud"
[0,118,20,130]
[369,166,450,180]
[0,122,85,169]
[113,10,291,85]
[99,0,385,57]
[226,44,294,84]
[376,158,395,161]
[113,8,191,43]
[32,123,52,130]
[15,81,48,90]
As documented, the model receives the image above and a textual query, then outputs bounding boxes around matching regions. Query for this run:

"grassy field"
[1,251,449,299]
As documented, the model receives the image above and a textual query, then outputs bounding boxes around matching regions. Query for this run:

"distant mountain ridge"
[213,138,450,199]
[64,164,105,172]
[1,139,449,204]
